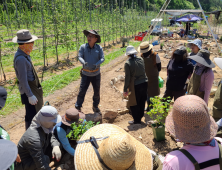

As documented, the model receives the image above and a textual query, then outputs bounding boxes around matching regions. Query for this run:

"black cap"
[0,86,7,110]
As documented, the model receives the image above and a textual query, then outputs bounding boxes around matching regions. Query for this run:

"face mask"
[19,43,34,55]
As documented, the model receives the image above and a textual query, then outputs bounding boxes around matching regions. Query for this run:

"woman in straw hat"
[74,124,153,170]
[187,49,215,105]
[212,58,222,122]
[163,95,221,170]
[123,45,148,124]
[53,108,85,156]
[163,46,194,101]
[138,41,161,111]
[13,29,43,130]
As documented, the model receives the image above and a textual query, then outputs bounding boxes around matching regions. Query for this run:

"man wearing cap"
[54,108,85,156]
[13,29,43,130]
[187,49,215,105]
[75,30,105,113]
[16,106,62,170]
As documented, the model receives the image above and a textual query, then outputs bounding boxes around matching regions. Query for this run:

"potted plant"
[66,120,100,144]
[147,96,172,141]
[160,42,164,50]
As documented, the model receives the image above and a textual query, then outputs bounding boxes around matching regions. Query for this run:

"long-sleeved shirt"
[199,68,214,104]
[14,48,35,97]
[56,126,74,156]
[124,56,148,92]
[78,43,105,77]
[163,137,222,170]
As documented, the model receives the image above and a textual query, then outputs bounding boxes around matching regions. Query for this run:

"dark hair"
[171,49,188,62]
[129,54,136,58]
[18,43,24,45]
[141,50,152,58]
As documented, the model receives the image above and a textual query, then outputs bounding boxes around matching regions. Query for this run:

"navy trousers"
[75,74,101,108]
[21,94,37,130]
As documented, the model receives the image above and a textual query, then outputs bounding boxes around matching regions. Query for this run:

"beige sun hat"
[12,29,38,43]
[75,124,153,170]
[166,95,218,143]
[137,41,153,53]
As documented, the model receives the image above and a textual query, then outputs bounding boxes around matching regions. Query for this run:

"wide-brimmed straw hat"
[12,29,38,43]
[188,49,215,68]
[166,95,218,143]
[62,108,85,126]
[187,39,202,50]
[75,124,152,170]
[214,58,222,70]
[125,45,138,56]
[83,29,101,43]
[0,139,18,170]
[137,41,153,53]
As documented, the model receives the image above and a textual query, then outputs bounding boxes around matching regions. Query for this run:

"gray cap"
[174,46,187,56]
[188,49,215,68]
[0,139,18,170]
[187,39,202,50]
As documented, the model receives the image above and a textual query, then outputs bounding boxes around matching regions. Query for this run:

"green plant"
[160,42,164,48]
[147,96,172,128]
[186,47,191,53]
[67,120,100,140]
[220,36,222,42]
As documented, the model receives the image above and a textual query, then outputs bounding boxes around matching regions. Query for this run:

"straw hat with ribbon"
[166,95,218,143]
[62,108,85,126]
[75,124,152,170]
[137,41,153,53]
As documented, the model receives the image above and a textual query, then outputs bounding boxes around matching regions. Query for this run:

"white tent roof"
[151,18,163,22]
[161,9,202,16]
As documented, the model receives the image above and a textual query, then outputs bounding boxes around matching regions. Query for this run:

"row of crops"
[0,0,158,67]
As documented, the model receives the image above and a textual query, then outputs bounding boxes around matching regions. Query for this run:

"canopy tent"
[205,10,222,20]
[143,0,221,52]
[176,14,203,22]
[160,9,202,16]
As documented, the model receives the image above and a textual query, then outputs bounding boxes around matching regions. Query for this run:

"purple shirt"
[199,68,214,105]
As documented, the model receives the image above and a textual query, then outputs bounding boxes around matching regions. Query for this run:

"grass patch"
[0,41,143,116]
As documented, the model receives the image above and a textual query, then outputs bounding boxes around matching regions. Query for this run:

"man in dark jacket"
[16,106,62,170]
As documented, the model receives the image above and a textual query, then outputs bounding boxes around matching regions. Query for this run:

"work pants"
[75,74,101,108]
[21,94,37,130]
[130,82,147,124]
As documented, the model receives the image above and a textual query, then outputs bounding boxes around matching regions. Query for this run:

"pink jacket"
[199,68,214,105]
[163,138,222,170]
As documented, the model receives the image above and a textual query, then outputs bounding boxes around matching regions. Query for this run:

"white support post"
[196,0,221,52]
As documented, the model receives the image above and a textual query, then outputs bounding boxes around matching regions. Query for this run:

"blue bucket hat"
[187,39,202,50]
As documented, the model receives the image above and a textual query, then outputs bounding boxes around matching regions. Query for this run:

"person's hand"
[123,92,129,97]
[28,95,38,105]
[16,154,21,163]
[52,146,61,162]
[93,64,98,69]
[84,62,88,66]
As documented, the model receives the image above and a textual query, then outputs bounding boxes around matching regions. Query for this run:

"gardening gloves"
[28,95,38,105]
[93,64,99,70]
[52,146,62,162]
